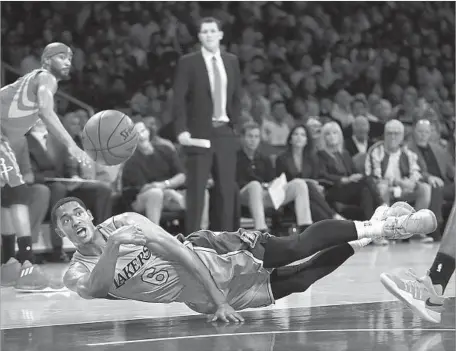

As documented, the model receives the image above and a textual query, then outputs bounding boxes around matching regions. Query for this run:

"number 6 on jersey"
[141,267,169,286]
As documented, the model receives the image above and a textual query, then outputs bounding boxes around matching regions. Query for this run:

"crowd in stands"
[1,2,455,261]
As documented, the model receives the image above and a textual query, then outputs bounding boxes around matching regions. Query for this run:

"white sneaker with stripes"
[15,261,66,293]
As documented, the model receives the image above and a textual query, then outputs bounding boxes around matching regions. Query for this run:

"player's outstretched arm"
[114,213,245,323]
[37,72,86,162]
[63,225,146,299]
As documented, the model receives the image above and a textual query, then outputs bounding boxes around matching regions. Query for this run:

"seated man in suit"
[345,115,373,158]
[408,119,454,240]
[365,119,431,214]
[122,122,209,228]
[237,122,313,232]
[1,136,50,265]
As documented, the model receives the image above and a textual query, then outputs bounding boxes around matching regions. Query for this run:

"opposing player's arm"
[36,72,81,151]
[114,212,229,308]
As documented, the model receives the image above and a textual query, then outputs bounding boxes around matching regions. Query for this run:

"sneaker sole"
[15,286,67,293]
[380,273,441,323]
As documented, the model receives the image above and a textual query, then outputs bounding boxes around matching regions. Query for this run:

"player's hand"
[150,182,166,189]
[110,225,147,246]
[209,303,244,323]
[428,175,444,188]
[69,146,92,167]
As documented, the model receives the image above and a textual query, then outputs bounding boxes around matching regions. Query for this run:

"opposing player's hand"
[209,303,244,323]
[110,225,147,246]
[69,146,92,167]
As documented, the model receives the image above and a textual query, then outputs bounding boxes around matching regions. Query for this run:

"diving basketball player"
[19,197,437,322]
[380,201,455,324]
[0,42,90,264]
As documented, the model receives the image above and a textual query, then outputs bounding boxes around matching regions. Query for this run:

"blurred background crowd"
[1,1,454,262]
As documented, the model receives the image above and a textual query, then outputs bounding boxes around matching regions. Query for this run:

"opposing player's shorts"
[0,134,24,187]
[181,229,275,313]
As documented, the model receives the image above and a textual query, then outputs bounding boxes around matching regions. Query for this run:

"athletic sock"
[429,252,455,294]
[348,238,372,252]
[353,220,384,239]
[1,234,16,264]
[16,236,34,264]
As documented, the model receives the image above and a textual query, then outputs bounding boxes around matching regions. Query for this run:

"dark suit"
[408,140,455,225]
[173,50,242,233]
[275,150,336,221]
[318,149,382,219]
[344,137,373,158]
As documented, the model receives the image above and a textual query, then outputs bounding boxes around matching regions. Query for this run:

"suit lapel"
[196,52,212,98]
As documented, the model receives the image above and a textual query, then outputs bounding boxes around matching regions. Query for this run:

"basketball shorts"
[181,229,275,313]
[0,134,25,188]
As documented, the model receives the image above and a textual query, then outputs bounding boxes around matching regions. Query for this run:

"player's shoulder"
[36,69,56,83]
[95,216,120,238]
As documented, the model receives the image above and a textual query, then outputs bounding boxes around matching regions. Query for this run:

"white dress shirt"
[201,47,229,122]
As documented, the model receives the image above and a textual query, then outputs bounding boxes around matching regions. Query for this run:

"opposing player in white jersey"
[29,197,437,322]
[0,42,89,265]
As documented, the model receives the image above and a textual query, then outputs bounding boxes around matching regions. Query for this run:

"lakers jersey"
[0,69,45,138]
[71,217,186,303]
[70,217,275,312]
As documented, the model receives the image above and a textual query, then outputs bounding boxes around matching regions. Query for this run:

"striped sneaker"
[381,209,437,240]
[1,258,21,287]
[380,269,444,323]
[15,261,65,293]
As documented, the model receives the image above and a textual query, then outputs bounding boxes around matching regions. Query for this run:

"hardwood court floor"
[1,241,455,351]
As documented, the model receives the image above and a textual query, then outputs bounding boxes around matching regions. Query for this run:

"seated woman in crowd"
[275,124,344,222]
[318,122,383,220]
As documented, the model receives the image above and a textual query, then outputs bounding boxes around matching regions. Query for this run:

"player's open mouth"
[76,228,87,237]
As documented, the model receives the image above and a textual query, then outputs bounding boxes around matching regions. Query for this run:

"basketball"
[81,110,138,166]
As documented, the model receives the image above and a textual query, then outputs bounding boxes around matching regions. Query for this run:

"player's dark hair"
[198,17,222,32]
[51,196,87,229]
[241,121,260,136]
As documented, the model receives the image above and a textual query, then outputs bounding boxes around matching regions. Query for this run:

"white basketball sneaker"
[371,202,416,221]
[381,209,437,240]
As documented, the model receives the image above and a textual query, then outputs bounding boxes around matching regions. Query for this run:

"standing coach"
[172,17,242,233]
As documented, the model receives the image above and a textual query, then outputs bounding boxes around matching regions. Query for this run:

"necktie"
[212,56,222,119]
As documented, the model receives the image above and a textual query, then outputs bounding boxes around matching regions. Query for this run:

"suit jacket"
[236,149,275,189]
[26,134,63,183]
[318,149,357,184]
[275,149,321,181]
[408,140,455,183]
[344,137,373,157]
[172,51,242,139]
